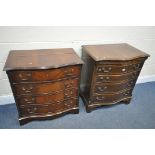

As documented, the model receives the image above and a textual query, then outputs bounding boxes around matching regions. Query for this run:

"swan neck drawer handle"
[64,68,74,76]
[96,96,105,101]
[99,76,110,81]
[18,73,32,80]
[98,67,112,72]
[97,86,107,92]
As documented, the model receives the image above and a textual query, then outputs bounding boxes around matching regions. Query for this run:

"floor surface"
[0,82,155,129]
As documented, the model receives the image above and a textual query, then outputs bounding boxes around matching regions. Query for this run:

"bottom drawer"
[91,89,132,104]
[19,98,77,117]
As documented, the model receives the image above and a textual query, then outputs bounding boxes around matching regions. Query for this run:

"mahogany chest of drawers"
[80,43,150,112]
[4,48,83,125]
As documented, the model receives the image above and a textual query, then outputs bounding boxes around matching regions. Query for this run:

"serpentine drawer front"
[9,66,81,83]
[3,48,83,125]
[80,43,150,112]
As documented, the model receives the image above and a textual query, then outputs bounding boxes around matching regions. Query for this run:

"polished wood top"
[4,48,83,71]
[82,43,150,61]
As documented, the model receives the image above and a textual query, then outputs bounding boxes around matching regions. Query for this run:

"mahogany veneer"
[80,43,150,112]
[4,48,83,125]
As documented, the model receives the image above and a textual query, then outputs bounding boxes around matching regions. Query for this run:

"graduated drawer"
[16,88,78,106]
[96,70,140,83]
[8,65,81,83]
[96,61,144,75]
[91,89,132,104]
[13,78,79,96]
[96,57,146,65]
[94,80,135,94]
[19,98,78,117]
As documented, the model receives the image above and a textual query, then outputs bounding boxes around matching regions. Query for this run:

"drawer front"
[9,65,81,83]
[19,104,50,116]
[94,80,135,94]
[19,98,78,117]
[91,89,132,104]
[96,57,146,65]
[13,78,79,96]
[96,62,144,75]
[96,70,140,83]
[16,89,78,105]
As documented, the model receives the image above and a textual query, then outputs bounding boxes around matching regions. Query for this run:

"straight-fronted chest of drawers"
[4,48,83,125]
[80,43,150,112]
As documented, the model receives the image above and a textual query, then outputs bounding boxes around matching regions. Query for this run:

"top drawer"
[8,65,81,83]
[96,61,144,75]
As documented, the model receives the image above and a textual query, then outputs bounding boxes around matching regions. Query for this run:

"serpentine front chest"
[80,43,150,112]
[4,48,83,125]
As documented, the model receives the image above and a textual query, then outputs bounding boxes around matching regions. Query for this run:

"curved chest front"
[7,65,82,125]
[80,44,149,113]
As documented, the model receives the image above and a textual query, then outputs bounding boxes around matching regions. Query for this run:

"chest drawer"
[96,70,140,83]
[91,89,132,104]
[96,62,144,75]
[94,80,135,94]
[13,78,79,96]
[19,98,77,117]
[16,89,78,105]
[8,65,81,83]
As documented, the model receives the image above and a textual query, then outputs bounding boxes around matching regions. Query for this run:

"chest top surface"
[82,43,150,61]
[3,48,83,71]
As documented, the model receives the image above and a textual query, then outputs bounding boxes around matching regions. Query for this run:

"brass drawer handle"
[99,76,110,81]
[97,86,107,92]
[96,96,105,101]
[27,107,37,113]
[22,86,33,90]
[22,86,33,93]
[25,90,33,93]
[18,73,32,80]
[98,67,112,73]
[64,68,74,75]
[24,97,35,103]
[102,67,112,72]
